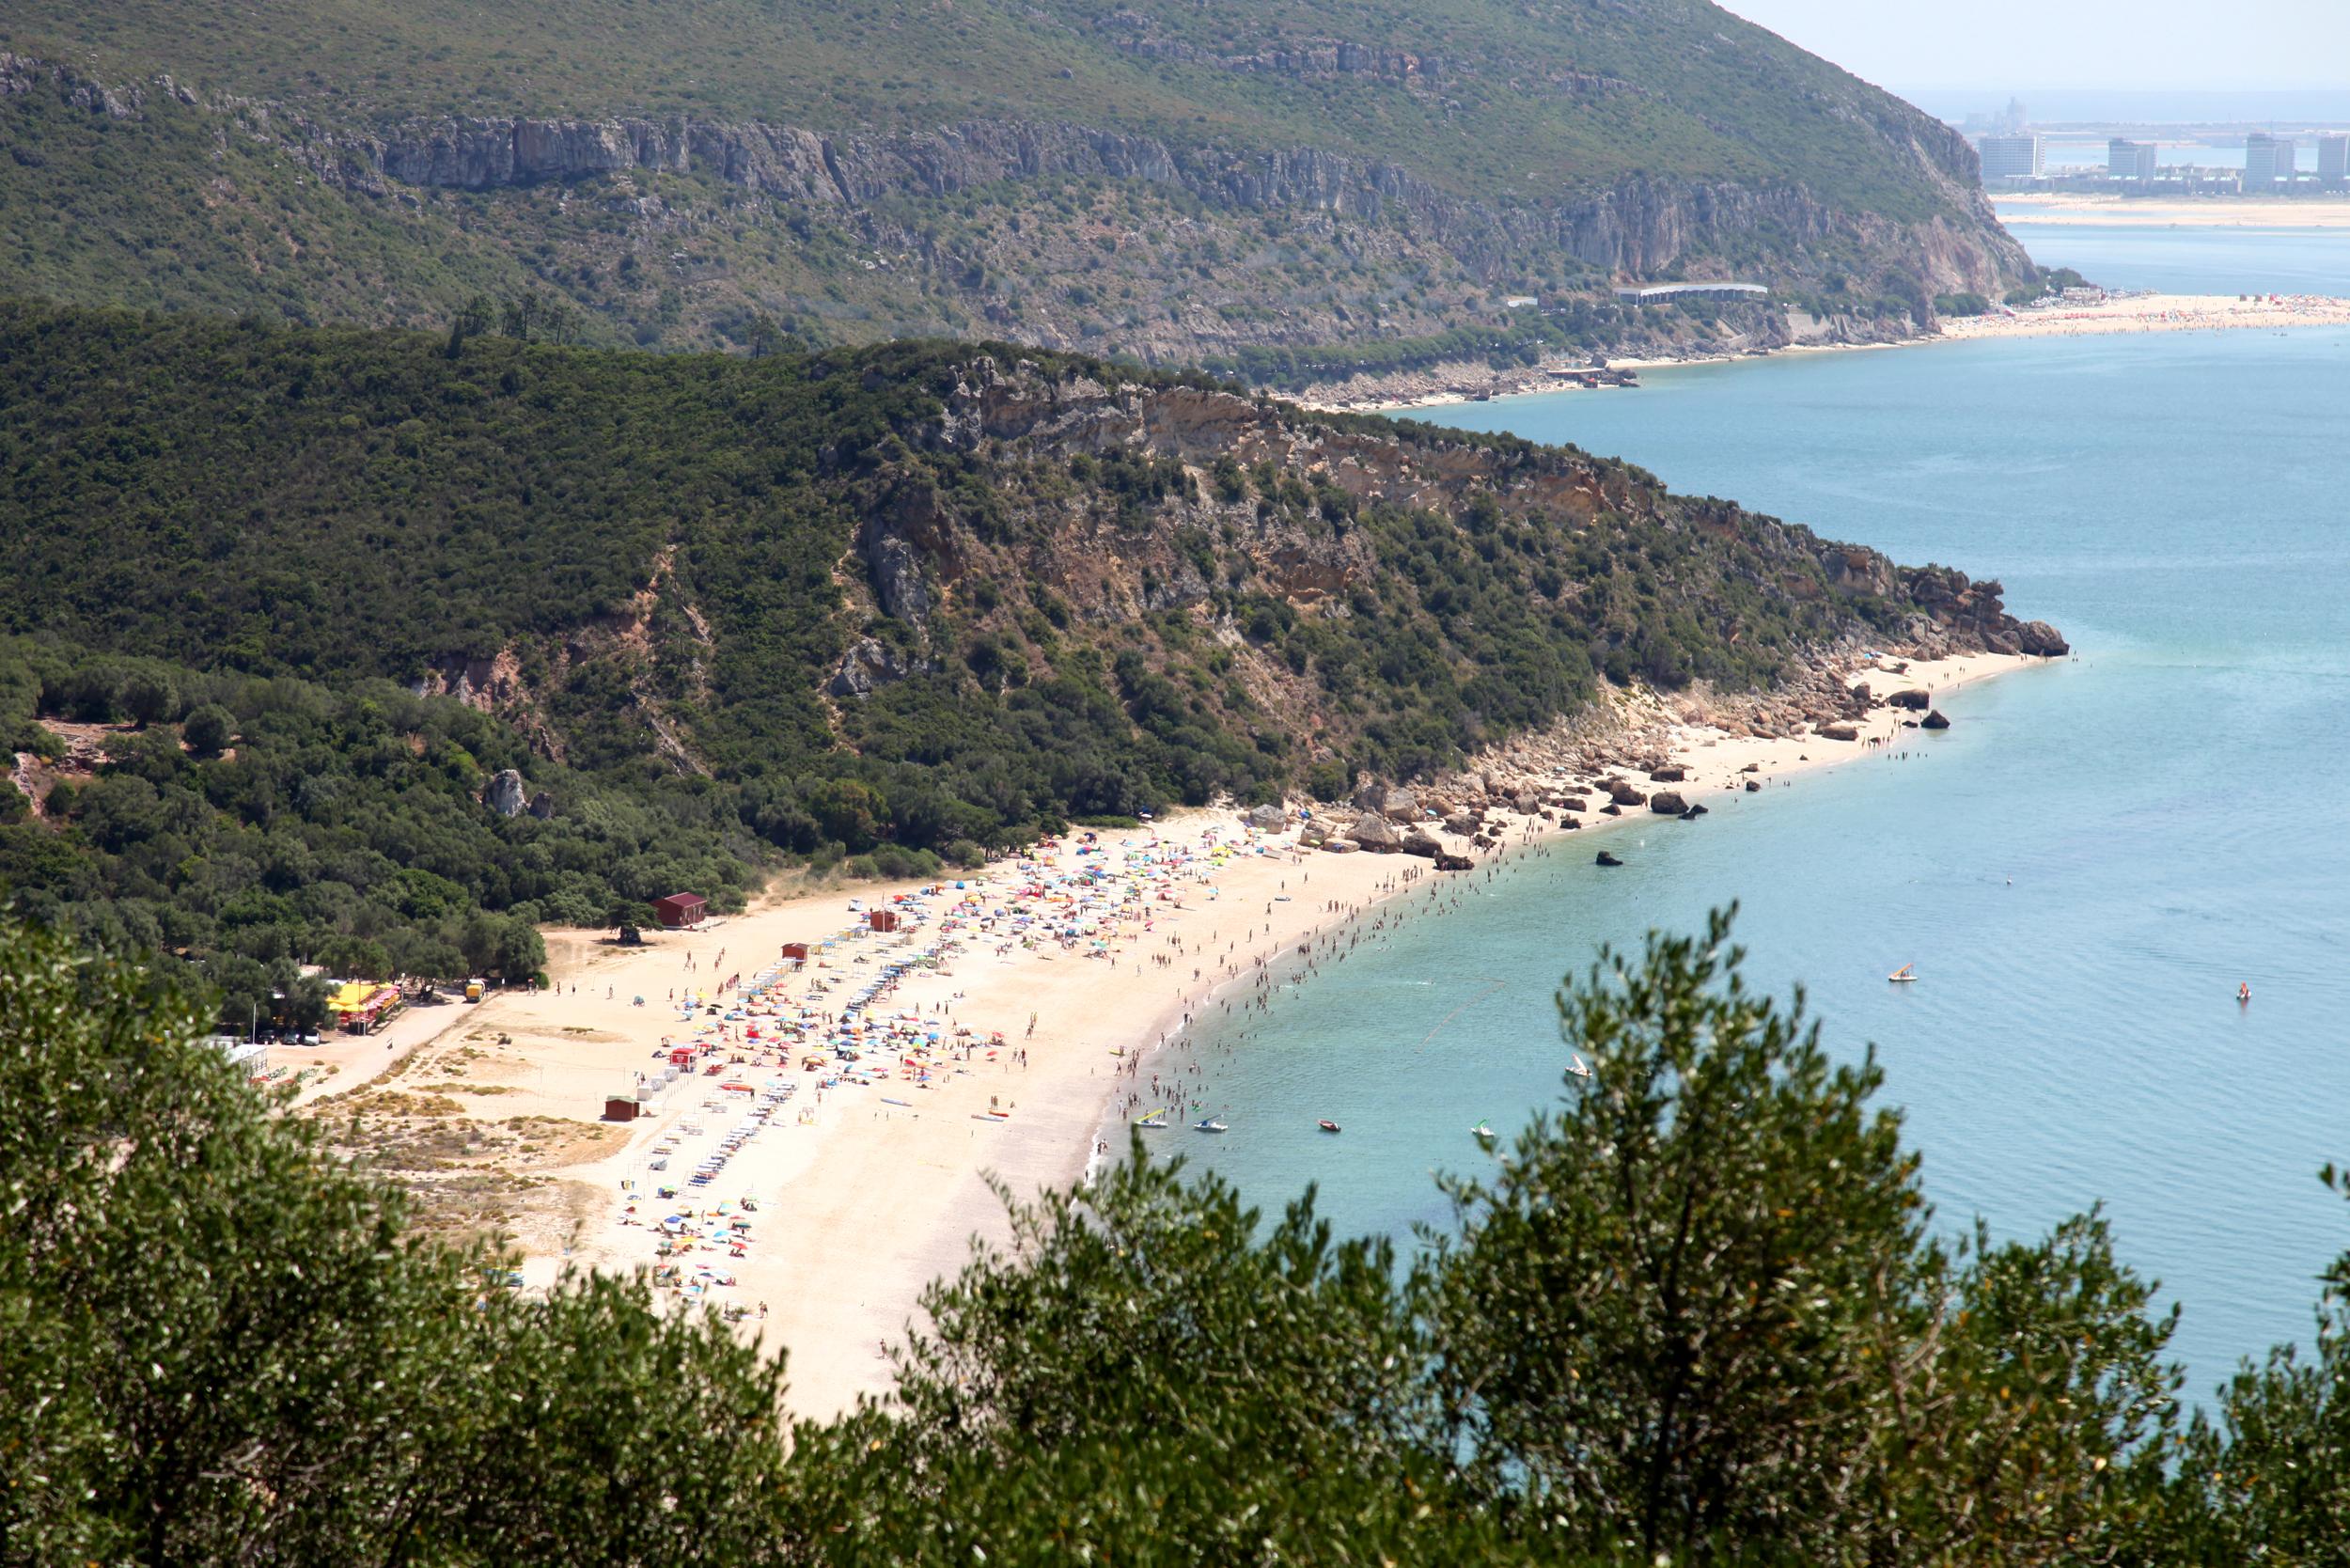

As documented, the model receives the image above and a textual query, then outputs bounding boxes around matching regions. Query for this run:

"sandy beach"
[1325,289,2350,416]
[295,650,2037,1419]
[1996,194,2350,229]
[1937,290,2350,343]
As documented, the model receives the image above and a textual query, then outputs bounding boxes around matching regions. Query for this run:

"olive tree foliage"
[1426,910,2181,1566]
[785,1146,1516,1565]
[0,917,789,1565]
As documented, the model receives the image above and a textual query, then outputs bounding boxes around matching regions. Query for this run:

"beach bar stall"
[868,908,901,933]
[653,891,708,929]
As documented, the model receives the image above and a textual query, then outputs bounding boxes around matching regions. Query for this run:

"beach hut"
[868,909,901,933]
[780,941,809,964]
[653,892,708,929]
[603,1096,639,1122]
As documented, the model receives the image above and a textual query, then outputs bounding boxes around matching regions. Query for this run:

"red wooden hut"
[652,892,708,929]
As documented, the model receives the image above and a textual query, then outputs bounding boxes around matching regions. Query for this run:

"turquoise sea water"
[1175,240,2350,1397]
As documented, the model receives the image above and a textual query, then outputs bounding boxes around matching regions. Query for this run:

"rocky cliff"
[0,5,2037,371]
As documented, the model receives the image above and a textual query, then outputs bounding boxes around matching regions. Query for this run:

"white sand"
[1997,194,2350,229]
[302,651,2040,1418]
[1938,290,2350,343]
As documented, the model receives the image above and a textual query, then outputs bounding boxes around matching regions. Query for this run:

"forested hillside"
[0,0,2033,373]
[2,301,2060,1008]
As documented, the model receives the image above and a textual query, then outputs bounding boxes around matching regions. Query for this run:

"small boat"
[1317,1119,1342,1135]
[1888,964,1918,983]
[1192,1117,1229,1133]
[1567,1055,1593,1079]
[1134,1107,1170,1129]
[1469,1121,1494,1139]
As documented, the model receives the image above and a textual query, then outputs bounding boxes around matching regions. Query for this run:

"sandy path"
[309,651,2039,1419]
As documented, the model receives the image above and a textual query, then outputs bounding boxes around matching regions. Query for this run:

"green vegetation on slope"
[0,0,2026,363]
[3,0,1977,218]
[0,637,757,1026]
[2,301,2018,1005]
[10,910,2349,1561]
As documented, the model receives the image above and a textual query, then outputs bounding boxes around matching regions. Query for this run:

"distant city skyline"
[1720,0,2350,95]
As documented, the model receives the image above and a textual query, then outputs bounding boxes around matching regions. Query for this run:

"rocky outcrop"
[1648,791,1688,815]
[1399,832,1442,859]
[1245,803,1289,832]
[1347,815,1401,852]
[1888,688,1932,711]
[1816,723,1860,742]
[1355,782,1419,823]
[258,102,2024,293]
[829,636,916,698]
[485,769,527,817]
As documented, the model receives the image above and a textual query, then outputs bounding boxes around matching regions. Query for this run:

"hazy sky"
[1719,1,2350,94]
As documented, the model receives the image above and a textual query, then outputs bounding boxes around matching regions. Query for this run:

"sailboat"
[1469,1120,1495,1139]
[1567,1054,1593,1079]
[1133,1106,1170,1129]
[1888,963,1919,983]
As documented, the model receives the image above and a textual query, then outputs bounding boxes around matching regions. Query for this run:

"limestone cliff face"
[270,107,2026,297]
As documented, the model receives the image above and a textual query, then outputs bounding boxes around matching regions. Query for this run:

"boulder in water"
[1648,791,1688,815]
[1922,709,1951,729]
[1744,778,1762,792]
[1595,851,1623,868]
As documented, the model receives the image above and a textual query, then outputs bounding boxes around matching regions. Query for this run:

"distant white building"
[1612,282,1769,305]
[211,1034,268,1073]
[2319,134,2350,184]
[2244,133,2297,189]
[1979,134,2044,181]
[2107,138,2158,182]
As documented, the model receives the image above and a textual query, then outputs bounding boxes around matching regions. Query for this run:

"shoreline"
[1997,194,2350,230]
[297,647,2046,1420]
[1309,290,2350,416]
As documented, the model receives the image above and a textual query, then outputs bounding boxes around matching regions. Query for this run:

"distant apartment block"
[2244,133,2297,189]
[1979,134,2044,181]
[2107,138,2158,181]
[2320,134,2350,183]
